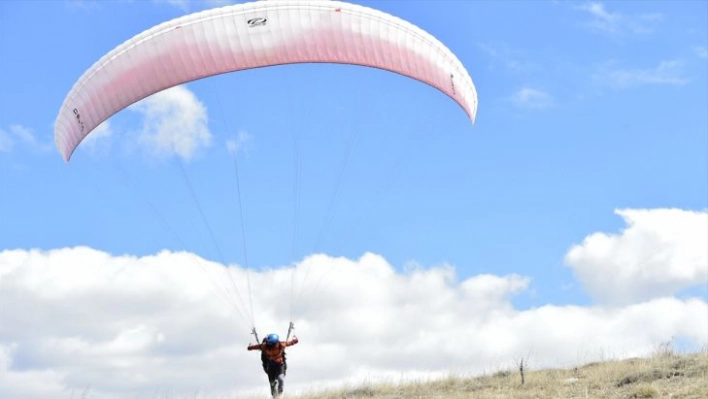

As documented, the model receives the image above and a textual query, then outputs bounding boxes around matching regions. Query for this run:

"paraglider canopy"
[54,0,478,162]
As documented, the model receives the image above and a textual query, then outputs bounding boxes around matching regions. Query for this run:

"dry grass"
[292,349,707,399]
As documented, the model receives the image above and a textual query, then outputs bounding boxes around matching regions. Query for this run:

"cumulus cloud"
[78,120,113,156]
[0,124,50,153]
[476,42,537,73]
[155,0,190,11]
[593,60,689,88]
[226,130,252,157]
[0,129,11,152]
[694,46,708,59]
[2,208,707,399]
[575,2,662,36]
[154,0,233,11]
[129,85,212,162]
[565,208,708,306]
[510,87,555,109]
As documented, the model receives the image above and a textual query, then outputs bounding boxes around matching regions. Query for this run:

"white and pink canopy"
[55,0,478,161]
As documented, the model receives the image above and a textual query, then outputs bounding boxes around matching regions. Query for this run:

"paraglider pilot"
[248,333,299,397]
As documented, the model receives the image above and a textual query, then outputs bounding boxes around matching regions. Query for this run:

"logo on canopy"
[247,17,267,27]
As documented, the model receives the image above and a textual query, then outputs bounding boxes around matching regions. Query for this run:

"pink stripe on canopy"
[55,0,478,161]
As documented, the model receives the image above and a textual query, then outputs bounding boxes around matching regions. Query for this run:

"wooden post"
[519,358,525,385]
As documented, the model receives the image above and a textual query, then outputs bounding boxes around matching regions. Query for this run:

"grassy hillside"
[292,348,707,399]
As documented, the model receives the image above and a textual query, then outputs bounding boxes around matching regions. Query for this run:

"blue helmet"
[266,333,279,347]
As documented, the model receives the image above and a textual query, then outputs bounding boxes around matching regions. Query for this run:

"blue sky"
[1,1,707,398]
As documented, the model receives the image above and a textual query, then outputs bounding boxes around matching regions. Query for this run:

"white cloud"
[0,124,50,153]
[476,42,537,73]
[153,0,233,11]
[594,60,689,88]
[580,2,619,27]
[78,120,113,156]
[576,2,662,36]
[2,207,706,399]
[0,128,12,152]
[129,85,212,162]
[202,0,235,8]
[226,130,252,157]
[8,125,37,146]
[65,0,102,10]
[510,87,555,109]
[693,46,708,59]
[565,208,708,306]
[154,0,190,11]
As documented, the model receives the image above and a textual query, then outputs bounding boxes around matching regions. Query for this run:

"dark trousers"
[265,361,285,396]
